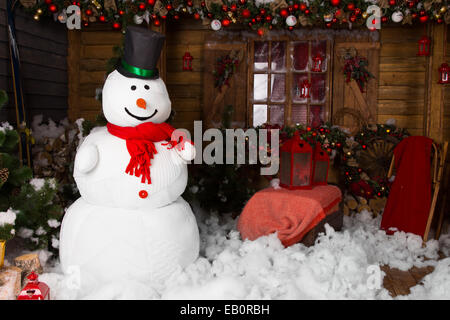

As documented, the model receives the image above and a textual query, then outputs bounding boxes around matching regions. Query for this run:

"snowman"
[59,27,199,290]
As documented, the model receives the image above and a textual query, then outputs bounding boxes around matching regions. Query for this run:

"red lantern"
[182,51,193,71]
[279,132,314,189]
[17,272,50,300]
[438,63,449,84]
[312,143,330,185]
[300,80,311,98]
[311,53,324,72]
[417,35,431,56]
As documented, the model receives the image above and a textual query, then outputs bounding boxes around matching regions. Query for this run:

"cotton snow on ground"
[36,208,450,300]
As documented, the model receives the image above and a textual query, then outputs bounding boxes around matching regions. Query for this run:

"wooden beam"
[425,24,446,142]
[67,30,81,122]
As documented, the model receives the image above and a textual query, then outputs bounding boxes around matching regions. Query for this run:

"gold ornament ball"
[34,14,40,20]
[435,14,441,19]
[362,12,368,19]
[37,8,43,14]
[440,6,447,13]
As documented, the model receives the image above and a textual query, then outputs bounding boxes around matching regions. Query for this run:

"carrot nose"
[136,98,147,109]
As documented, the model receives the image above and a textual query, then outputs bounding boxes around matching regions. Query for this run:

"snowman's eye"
[144,85,150,90]
[131,85,136,91]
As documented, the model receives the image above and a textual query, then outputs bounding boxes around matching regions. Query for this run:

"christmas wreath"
[213,53,240,91]
[343,55,374,92]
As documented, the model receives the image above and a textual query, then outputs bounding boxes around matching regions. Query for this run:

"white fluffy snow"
[0,208,17,227]
[37,207,449,300]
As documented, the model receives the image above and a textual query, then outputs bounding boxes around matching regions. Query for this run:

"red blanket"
[237,185,342,247]
[380,136,433,237]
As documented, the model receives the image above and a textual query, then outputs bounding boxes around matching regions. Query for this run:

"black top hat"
[116,26,165,80]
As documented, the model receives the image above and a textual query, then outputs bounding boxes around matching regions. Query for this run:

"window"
[249,39,331,128]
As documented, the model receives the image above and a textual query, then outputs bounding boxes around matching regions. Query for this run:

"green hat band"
[121,59,156,78]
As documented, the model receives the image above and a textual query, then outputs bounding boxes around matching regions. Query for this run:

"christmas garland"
[20,0,450,34]
[343,55,374,92]
[213,53,240,91]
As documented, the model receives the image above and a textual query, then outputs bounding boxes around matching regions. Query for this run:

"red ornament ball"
[381,16,388,22]
[85,9,93,16]
[260,8,266,16]
[230,4,237,11]
[419,10,426,15]
[99,15,106,22]
[222,5,228,11]
[407,1,414,8]
[161,15,167,19]
[44,0,52,4]
[288,26,294,31]
[112,22,121,29]
[350,15,357,22]
[330,0,340,7]
[419,15,428,23]
[280,9,289,17]
[265,15,272,22]
[222,18,231,27]
[194,13,200,19]
[153,19,161,26]
[166,4,173,10]
[239,0,246,4]
[147,0,155,5]
[300,3,307,11]
[256,15,262,22]
[187,1,193,6]
[174,14,180,20]
[304,9,310,15]
[138,2,146,10]
[257,28,264,37]
[355,8,361,15]
[119,10,125,15]
[388,0,395,5]
[49,4,57,12]
[242,9,251,18]
[347,3,355,11]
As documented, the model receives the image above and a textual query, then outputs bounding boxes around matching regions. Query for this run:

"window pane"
[311,73,326,103]
[271,74,285,102]
[253,74,268,101]
[311,41,327,72]
[292,105,307,125]
[292,42,309,71]
[292,74,308,103]
[254,41,268,71]
[253,104,267,127]
[310,105,324,128]
[271,41,286,71]
[269,105,284,126]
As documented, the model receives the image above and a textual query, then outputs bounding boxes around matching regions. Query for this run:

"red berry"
[153,19,160,26]
[260,8,266,16]
[166,4,173,10]
[265,15,272,22]
[119,10,125,15]
[242,9,251,18]
[347,3,355,10]
[419,15,428,23]
[330,0,340,6]
[304,9,310,15]
[112,22,121,29]
[49,4,57,12]
[194,13,200,19]
[257,28,264,36]
[147,0,155,5]
[280,9,288,17]
[388,0,395,5]
[222,5,228,11]
[139,190,148,199]
[85,9,93,16]
[138,2,146,10]
[230,4,237,11]
[300,3,307,11]
[99,15,106,22]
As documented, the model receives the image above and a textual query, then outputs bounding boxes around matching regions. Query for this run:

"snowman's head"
[102,70,171,127]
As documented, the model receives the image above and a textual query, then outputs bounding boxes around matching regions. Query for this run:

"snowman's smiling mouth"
[124,108,158,121]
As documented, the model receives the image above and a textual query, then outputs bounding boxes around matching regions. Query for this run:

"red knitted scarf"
[107,122,177,184]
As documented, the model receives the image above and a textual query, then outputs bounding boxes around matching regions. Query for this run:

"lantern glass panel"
[313,160,328,184]
[270,74,286,102]
[280,151,292,186]
[292,152,312,186]
[253,104,267,127]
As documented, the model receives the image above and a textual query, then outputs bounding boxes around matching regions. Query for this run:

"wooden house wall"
[0,4,68,124]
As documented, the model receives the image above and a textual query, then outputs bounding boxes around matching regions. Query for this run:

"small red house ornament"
[417,35,431,56]
[300,80,311,98]
[438,63,449,84]
[17,271,50,300]
[182,51,193,71]
[312,142,330,185]
[311,53,324,72]
[279,131,314,189]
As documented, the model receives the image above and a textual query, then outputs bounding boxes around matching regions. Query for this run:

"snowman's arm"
[175,140,196,162]
[74,144,99,174]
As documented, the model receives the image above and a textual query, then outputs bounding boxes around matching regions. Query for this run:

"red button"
[139,190,148,199]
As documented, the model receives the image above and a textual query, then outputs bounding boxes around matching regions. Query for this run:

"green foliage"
[12,179,62,253]
[184,105,261,215]
[0,222,15,241]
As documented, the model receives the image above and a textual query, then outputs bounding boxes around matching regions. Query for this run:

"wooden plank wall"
[377,25,427,136]
[0,4,68,124]
[165,18,210,133]
[67,26,123,121]
[443,25,450,143]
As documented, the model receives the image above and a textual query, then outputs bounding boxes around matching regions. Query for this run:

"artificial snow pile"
[38,208,449,300]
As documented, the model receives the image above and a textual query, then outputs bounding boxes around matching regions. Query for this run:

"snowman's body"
[59,66,199,289]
